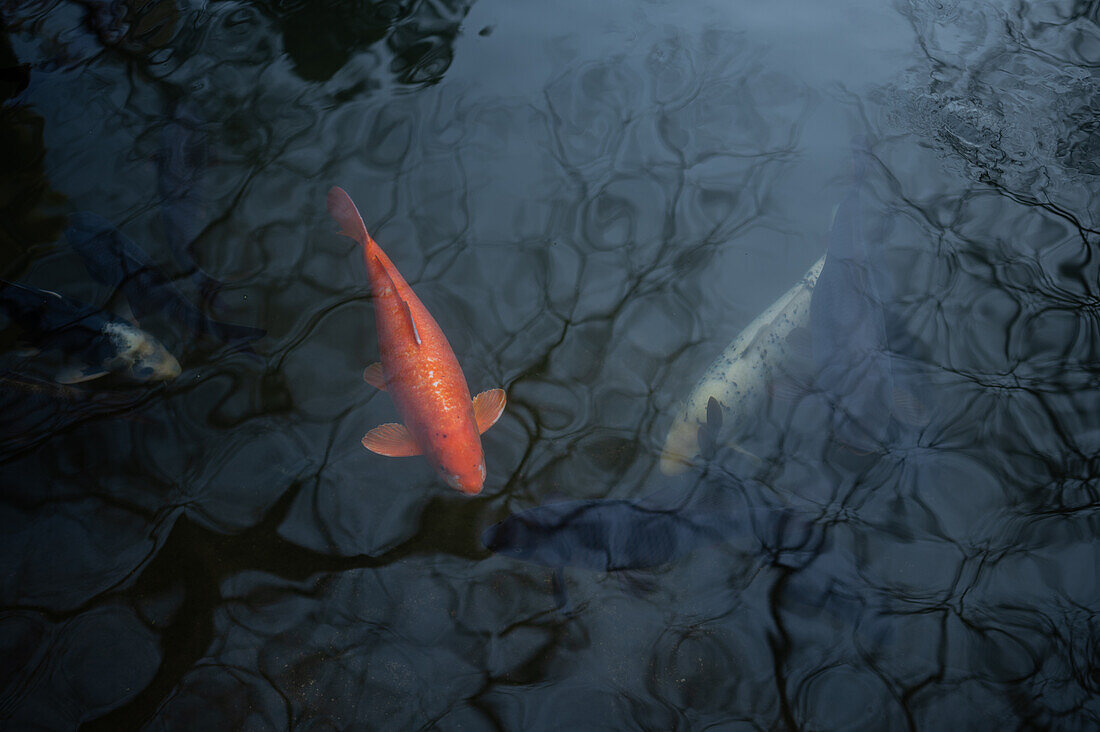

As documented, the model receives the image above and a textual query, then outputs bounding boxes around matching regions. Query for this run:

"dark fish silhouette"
[0,280,179,383]
[483,494,818,611]
[484,499,730,572]
[483,490,892,640]
[65,212,265,351]
[809,139,898,453]
[157,99,225,302]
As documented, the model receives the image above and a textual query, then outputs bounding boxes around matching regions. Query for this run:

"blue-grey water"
[1,0,1098,729]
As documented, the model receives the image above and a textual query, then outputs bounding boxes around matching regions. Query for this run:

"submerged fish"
[327,186,506,494]
[483,495,819,610]
[65,212,265,351]
[0,280,180,383]
[811,139,919,452]
[484,499,728,571]
[484,497,816,569]
[661,255,825,474]
[157,99,225,302]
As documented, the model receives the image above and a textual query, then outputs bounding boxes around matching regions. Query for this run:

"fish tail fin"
[326,186,378,253]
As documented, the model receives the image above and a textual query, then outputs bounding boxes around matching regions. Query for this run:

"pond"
[1,0,1097,729]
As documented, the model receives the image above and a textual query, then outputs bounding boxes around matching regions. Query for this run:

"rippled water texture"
[1,0,1098,729]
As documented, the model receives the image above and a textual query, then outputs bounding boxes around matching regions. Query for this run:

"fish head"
[101,322,182,381]
[440,456,486,495]
[659,419,699,475]
[482,514,541,559]
[420,425,487,494]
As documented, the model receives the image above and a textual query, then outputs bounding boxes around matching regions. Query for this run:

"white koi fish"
[660,255,825,474]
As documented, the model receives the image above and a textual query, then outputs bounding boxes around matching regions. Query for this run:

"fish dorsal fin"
[361,423,422,457]
[374,258,421,347]
[402,300,421,346]
[698,423,717,460]
[472,388,507,434]
[767,374,812,402]
[363,362,386,390]
[698,398,721,460]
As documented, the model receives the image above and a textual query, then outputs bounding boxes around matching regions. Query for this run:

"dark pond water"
[1,0,1098,729]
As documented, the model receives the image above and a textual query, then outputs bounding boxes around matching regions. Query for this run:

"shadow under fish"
[808,138,925,455]
[65,212,265,355]
[157,99,226,305]
[483,493,819,614]
[0,280,180,383]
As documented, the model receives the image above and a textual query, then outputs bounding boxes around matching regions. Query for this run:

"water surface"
[1,0,1098,729]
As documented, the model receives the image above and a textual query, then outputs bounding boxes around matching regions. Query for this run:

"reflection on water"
[885,0,1100,219]
[0,30,65,280]
[1,0,1098,728]
[252,0,475,84]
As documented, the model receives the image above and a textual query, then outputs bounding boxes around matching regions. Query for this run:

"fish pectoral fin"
[472,388,507,434]
[361,423,422,457]
[705,396,723,432]
[55,364,109,384]
[363,362,386,390]
[767,374,812,402]
[698,424,718,460]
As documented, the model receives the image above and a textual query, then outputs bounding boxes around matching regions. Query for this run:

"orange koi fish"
[327,186,506,494]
